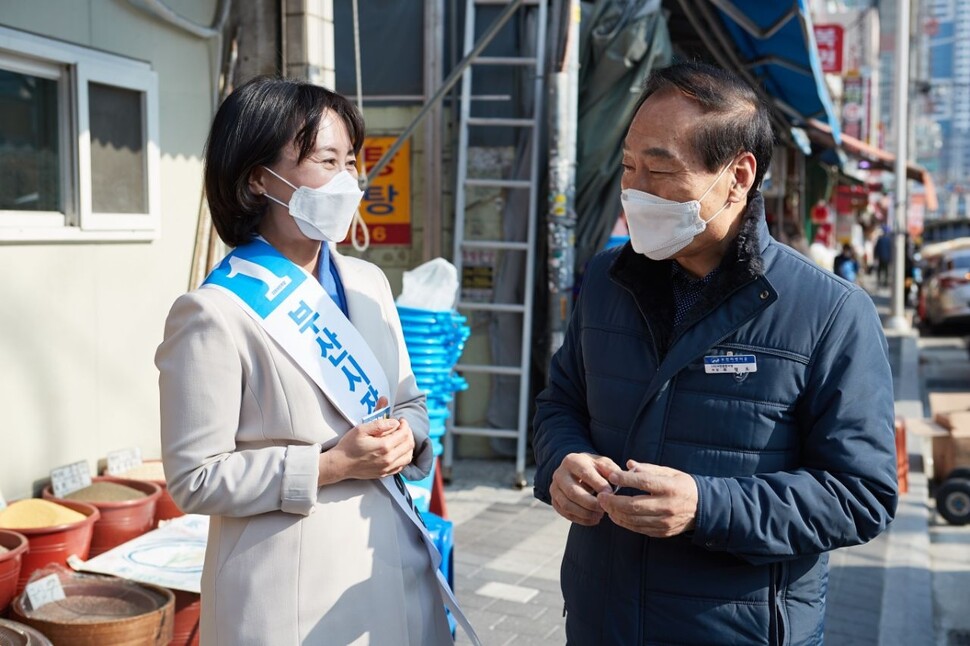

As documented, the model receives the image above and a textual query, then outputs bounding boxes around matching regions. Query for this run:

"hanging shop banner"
[842,74,866,141]
[349,136,412,246]
[814,24,844,74]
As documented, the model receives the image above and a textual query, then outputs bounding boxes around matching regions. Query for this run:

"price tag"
[25,573,65,611]
[106,448,143,476]
[50,461,92,498]
[0,487,6,511]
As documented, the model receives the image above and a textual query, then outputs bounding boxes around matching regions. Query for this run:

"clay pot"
[134,460,183,525]
[6,500,99,593]
[170,589,200,646]
[44,477,161,557]
[153,487,183,524]
[0,530,29,612]
[0,617,53,645]
[10,578,174,646]
[103,461,184,525]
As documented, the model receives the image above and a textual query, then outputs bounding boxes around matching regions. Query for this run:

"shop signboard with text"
[814,24,844,74]
[346,136,411,246]
[841,74,869,142]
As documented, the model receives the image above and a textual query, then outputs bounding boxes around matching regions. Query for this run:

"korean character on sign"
[288,300,312,324]
[288,300,321,334]
[341,355,371,392]
[364,185,399,216]
[359,384,380,414]
[815,27,836,48]
[328,348,348,367]
[315,327,343,361]
[364,145,392,177]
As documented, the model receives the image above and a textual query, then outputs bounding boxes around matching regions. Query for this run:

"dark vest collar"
[608,192,770,349]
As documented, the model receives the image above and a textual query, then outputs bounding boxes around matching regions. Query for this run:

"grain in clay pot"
[0,500,99,593]
[43,477,161,557]
[107,460,183,524]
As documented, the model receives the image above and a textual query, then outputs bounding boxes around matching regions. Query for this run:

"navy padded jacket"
[533,195,898,646]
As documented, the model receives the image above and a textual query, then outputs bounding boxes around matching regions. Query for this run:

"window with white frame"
[0,26,159,241]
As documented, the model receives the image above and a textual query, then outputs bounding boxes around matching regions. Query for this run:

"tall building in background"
[877,0,897,151]
[927,0,970,218]
[875,0,937,161]
[865,0,940,222]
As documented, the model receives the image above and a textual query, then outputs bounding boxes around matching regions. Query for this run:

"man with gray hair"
[533,61,897,645]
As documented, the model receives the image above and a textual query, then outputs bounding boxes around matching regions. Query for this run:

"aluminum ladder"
[443,0,547,488]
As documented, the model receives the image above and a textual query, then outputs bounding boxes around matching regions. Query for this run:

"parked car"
[921,246,970,332]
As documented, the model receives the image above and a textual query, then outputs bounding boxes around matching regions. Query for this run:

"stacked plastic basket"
[398,306,470,512]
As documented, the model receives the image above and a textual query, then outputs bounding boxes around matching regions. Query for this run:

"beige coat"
[156,247,452,645]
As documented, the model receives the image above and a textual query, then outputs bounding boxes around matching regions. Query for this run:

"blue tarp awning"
[710,0,841,145]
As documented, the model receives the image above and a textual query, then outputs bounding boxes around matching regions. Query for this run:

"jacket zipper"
[638,535,648,644]
[614,281,661,366]
[769,562,789,646]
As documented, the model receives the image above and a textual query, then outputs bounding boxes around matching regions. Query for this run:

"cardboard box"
[905,417,949,437]
[933,410,970,433]
[931,428,970,482]
[929,392,970,416]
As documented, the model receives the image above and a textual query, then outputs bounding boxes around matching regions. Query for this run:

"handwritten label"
[25,573,65,611]
[51,461,92,498]
[106,448,143,476]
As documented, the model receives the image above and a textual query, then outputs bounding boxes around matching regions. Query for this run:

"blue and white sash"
[203,239,480,645]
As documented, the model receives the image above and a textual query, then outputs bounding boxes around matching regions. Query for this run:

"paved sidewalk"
[445,462,566,646]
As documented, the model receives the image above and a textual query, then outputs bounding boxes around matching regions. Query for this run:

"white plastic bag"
[396,258,459,311]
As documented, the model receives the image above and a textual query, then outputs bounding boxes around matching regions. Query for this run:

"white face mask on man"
[621,161,736,260]
[262,167,364,242]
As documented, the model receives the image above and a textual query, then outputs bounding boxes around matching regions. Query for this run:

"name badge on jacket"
[704,354,757,374]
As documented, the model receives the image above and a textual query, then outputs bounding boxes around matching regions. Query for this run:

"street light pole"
[887,0,911,330]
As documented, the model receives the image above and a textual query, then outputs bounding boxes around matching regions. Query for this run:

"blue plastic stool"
[420,511,456,635]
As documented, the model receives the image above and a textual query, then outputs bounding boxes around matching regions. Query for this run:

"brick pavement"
[445,463,567,646]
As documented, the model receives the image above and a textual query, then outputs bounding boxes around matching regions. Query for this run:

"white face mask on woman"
[262,167,364,242]
[621,161,735,260]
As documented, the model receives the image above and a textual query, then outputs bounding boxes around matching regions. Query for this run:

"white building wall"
[0,0,218,499]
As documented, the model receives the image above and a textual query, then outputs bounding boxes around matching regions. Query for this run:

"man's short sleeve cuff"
[280,443,321,515]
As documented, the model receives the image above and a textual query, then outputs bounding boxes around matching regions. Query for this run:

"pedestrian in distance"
[833,242,860,283]
[533,61,898,646]
[156,77,459,645]
[875,226,893,287]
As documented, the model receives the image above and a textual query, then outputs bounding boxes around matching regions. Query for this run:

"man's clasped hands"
[549,453,700,538]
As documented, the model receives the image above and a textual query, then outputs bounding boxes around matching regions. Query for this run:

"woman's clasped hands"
[317,397,416,485]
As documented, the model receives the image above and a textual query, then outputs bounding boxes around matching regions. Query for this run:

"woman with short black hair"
[156,76,453,645]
